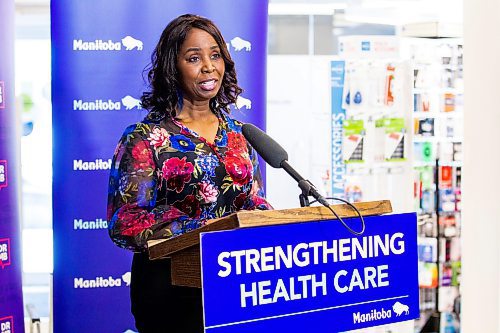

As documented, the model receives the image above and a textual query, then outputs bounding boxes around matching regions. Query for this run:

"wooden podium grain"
[147,200,392,288]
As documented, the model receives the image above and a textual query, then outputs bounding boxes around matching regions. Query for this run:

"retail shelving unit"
[409,38,463,333]
[336,36,415,333]
[335,36,463,333]
[337,36,415,215]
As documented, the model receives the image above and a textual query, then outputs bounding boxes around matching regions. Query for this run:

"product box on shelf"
[343,120,366,163]
[418,237,438,262]
[375,118,407,161]
[438,189,456,212]
[419,262,438,288]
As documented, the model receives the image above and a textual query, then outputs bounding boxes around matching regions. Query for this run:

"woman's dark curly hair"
[141,14,242,120]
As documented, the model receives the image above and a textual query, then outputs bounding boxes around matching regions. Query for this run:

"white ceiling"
[15,0,49,39]
[14,0,462,39]
[344,0,462,25]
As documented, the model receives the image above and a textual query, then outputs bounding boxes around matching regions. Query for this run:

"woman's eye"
[211,53,221,60]
[188,56,199,63]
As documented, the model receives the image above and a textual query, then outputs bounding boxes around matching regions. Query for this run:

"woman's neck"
[176,99,215,122]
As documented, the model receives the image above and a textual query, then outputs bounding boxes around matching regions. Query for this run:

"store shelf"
[413,111,464,119]
[411,38,463,333]
[402,21,462,38]
[413,136,463,143]
[413,88,464,95]
[414,161,462,168]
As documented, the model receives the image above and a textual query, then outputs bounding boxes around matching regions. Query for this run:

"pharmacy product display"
[334,36,415,333]
[336,36,414,214]
[411,39,463,333]
[334,36,463,333]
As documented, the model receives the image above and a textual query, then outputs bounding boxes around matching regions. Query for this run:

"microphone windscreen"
[242,123,288,168]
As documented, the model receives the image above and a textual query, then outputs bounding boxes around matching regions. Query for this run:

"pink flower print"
[198,182,219,204]
[117,204,156,236]
[148,127,170,148]
[131,141,154,170]
[162,207,185,221]
[251,195,272,209]
[224,151,253,186]
[161,157,194,193]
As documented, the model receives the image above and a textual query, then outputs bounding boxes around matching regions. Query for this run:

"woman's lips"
[199,79,217,91]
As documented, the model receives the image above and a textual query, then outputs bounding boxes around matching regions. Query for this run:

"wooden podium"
[147,200,392,288]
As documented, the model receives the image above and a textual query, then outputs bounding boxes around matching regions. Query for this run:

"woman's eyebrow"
[184,45,219,53]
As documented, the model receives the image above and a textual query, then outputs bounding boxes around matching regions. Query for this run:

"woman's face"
[176,28,225,104]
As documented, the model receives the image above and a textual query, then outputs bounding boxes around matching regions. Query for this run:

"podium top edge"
[147,200,392,260]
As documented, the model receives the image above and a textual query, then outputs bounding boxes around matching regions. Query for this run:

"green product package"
[343,119,365,163]
[375,118,406,161]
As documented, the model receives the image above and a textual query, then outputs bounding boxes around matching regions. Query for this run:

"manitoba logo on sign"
[73,95,142,111]
[392,301,410,316]
[234,95,252,110]
[74,217,108,230]
[0,316,14,333]
[74,271,131,289]
[0,238,11,269]
[229,37,252,52]
[73,36,143,51]
[352,301,410,324]
[73,158,112,171]
[0,160,7,189]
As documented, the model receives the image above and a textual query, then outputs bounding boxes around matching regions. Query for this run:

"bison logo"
[230,37,251,51]
[392,301,410,316]
[122,272,131,286]
[121,95,142,110]
[235,96,252,110]
[121,36,143,50]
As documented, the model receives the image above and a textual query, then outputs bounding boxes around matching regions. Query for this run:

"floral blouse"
[107,113,272,252]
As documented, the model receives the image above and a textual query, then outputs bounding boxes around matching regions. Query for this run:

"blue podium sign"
[200,213,419,333]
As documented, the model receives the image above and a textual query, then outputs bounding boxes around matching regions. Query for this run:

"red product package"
[439,166,453,189]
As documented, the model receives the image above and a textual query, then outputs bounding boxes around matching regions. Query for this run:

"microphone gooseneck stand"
[281,160,329,207]
[280,161,366,236]
[241,123,366,236]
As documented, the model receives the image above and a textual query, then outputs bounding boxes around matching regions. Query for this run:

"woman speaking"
[107,14,272,333]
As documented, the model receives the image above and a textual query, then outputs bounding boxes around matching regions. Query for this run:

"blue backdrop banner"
[51,1,268,332]
[0,0,25,332]
[201,213,419,333]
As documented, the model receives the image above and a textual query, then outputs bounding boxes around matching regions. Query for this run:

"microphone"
[242,123,330,207]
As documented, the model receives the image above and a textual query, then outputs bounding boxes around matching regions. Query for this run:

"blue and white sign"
[201,213,419,333]
[51,0,268,331]
[0,0,25,331]
[331,60,346,198]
